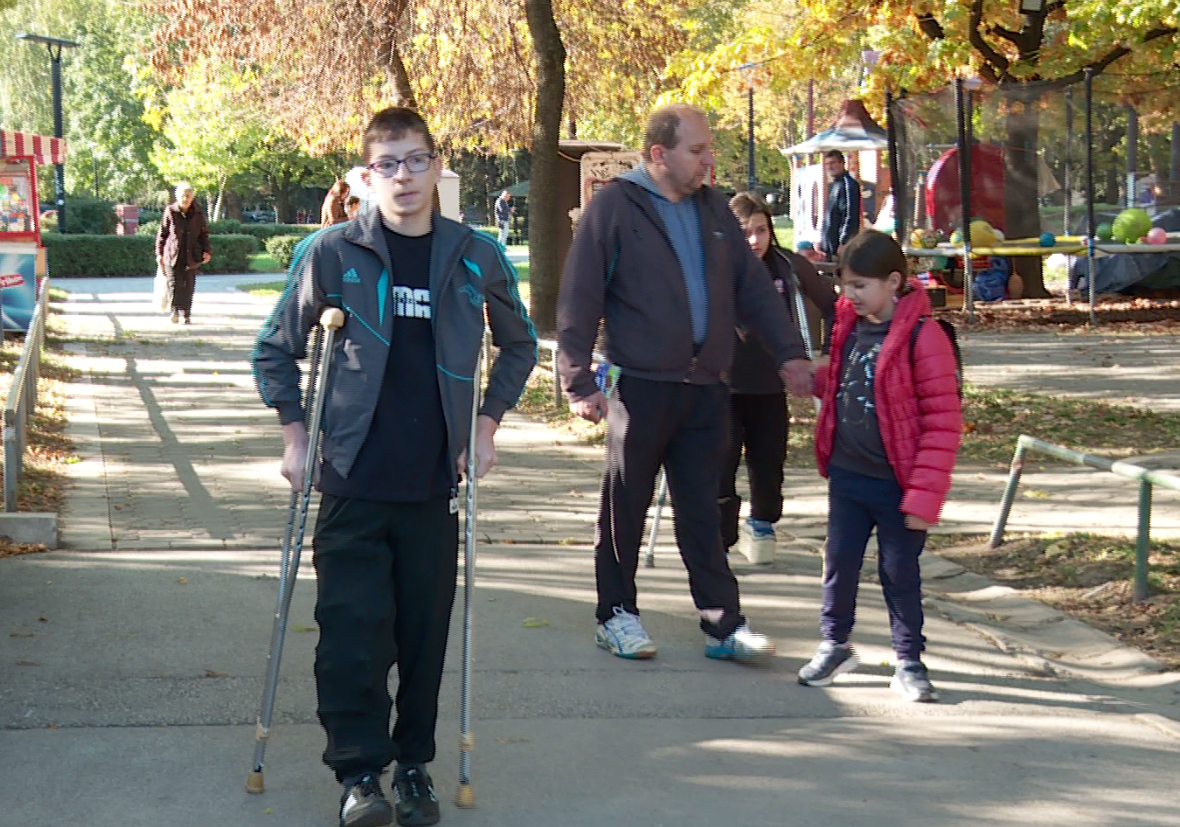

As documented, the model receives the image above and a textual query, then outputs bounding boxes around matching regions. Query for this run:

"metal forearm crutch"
[643,469,668,568]
[455,342,483,808]
[246,306,346,795]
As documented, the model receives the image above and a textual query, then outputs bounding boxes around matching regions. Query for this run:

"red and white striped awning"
[0,129,68,166]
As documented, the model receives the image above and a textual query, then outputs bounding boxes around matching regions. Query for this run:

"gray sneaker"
[595,606,657,659]
[891,660,939,702]
[797,641,859,686]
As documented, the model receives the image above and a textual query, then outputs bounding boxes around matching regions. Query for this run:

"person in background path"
[494,190,513,246]
[346,195,362,220]
[819,150,861,262]
[798,229,961,702]
[321,180,351,226]
[252,107,536,827]
[155,181,211,325]
[558,103,812,665]
[721,192,836,562]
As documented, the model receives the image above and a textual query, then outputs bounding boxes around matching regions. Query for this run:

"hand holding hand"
[778,358,814,397]
[571,391,609,424]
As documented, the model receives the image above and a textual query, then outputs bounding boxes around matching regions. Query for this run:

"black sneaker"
[392,764,440,826]
[891,660,939,703]
[797,640,860,686]
[339,773,393,827]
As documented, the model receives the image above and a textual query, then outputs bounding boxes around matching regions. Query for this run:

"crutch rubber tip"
[455,783,475,808]
[245,771,265,794]
[320,307,346,330]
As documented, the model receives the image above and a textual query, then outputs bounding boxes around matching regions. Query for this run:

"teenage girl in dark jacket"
[720,192,837,561]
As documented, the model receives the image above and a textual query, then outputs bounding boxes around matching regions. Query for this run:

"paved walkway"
[0,275,1178,827]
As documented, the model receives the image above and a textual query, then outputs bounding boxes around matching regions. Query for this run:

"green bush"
[208,234,262,273]
[135,219,314,242]
[44,233,261,277]
[44,234,154,276]
[208,218,243,235]
[238,223,317,241]
[265,234,307,270]
[38,196,119,235]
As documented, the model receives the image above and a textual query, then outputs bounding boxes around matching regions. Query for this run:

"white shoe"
[595,606,657,659]
[705,623,776,663]
[738,519,776,564]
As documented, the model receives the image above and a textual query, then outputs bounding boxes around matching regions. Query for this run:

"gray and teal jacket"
[251,208,537,487]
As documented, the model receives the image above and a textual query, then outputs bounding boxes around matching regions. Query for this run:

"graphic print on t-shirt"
[394,286,431,319]
[838,340,880,425]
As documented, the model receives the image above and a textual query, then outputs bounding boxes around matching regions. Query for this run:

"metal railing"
[990,434,1180,602]
[4,278,51,512]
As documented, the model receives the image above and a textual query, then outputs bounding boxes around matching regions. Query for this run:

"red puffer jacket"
[813,281,962,524]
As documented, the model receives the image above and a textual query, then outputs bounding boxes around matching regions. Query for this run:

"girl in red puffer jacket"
[797,230,961,703]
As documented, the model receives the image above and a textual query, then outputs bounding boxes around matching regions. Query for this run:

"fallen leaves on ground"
[935,532,1180,669]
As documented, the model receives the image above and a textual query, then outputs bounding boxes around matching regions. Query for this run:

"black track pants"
[312,493,458,780]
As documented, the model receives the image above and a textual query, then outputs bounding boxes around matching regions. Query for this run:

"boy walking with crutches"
[252,107,536,827]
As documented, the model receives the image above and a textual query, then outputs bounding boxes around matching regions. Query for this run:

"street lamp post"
[15,32,80,233]
[738,62,758,192]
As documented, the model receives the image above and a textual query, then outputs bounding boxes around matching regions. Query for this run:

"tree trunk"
[1002,90,1048,297]
[525,0,566,334]
[382,44,417,109]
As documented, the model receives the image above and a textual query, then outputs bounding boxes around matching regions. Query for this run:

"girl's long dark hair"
[837,230,910,291]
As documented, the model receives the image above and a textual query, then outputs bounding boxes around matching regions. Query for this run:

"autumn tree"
[146,0,686,330]
[670,0,1180,297]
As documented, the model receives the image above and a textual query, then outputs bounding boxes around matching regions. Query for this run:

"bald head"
[643,104,709,162]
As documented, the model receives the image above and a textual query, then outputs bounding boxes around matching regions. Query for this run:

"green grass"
[248,252,282,273]
[771,215,795,250]
[238,281,286,299]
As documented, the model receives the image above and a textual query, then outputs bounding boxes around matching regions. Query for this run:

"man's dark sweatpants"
[595,375,745,640]
[822,465,927,660]
[718,391,788,548]
[312,492,458,781]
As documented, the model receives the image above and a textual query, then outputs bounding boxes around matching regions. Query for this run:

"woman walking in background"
[155,181,211,325]
[320,179,350,226]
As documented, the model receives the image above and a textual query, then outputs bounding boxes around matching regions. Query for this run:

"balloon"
[1095,222,1114,241]
[1039,232,1056,247]
[1146,227,1168,245]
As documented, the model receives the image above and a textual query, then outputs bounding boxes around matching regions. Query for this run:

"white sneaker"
[704,623,776,663]
[738,518,776,564]
[595,606,657,659]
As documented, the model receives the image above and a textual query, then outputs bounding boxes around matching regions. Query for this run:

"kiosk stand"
[0,129,66,332]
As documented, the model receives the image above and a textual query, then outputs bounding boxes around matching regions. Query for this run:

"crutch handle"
[320,307,346,330]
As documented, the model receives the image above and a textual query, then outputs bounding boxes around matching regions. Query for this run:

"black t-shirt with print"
[318,226,451,502]
[830,317,894,480]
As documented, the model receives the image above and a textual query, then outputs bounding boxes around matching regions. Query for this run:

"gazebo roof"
[782,99,887,154]
[0,129,68,165]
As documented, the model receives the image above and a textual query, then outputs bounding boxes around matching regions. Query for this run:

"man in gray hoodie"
[558,104,812,663]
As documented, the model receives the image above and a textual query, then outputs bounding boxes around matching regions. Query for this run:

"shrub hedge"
[44,233,261,277]
[264,235,309,270]
[136,219,315,242]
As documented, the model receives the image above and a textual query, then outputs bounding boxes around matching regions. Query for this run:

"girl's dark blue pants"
[822,465,927,660]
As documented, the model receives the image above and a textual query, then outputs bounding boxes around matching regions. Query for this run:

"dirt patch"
[938,295,1180,333]
[933,533,1180,669]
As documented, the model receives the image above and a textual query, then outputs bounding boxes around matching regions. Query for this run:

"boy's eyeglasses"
[367,153,436,177]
